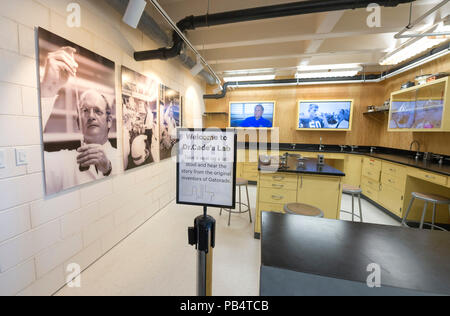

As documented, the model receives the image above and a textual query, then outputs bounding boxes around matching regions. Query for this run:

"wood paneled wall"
[204,54,450,155]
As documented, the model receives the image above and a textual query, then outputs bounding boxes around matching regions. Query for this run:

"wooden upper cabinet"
[388,77,450,132]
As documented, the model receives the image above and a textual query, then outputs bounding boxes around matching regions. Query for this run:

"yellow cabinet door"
[344,155,363,187]
[297,175,342,220]
[379,183,404,218]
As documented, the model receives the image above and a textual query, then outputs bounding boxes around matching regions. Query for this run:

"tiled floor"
[56,185,401,296]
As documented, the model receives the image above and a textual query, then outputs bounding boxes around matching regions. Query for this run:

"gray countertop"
[261,212,450,295]
[239,142,450,176]
[259,156,345,177]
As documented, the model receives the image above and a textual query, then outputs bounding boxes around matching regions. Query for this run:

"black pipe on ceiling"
[203,75,382,100]
[134,0,415,61]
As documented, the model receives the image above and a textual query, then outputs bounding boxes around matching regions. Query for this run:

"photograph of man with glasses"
[38,28,118,195]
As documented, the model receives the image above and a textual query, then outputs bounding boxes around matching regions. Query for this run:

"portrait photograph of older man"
[37,28,118,196]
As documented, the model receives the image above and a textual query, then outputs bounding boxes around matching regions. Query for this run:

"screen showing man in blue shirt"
[239,104,273,128]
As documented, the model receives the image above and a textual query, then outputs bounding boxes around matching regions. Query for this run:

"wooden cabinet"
[388,77,450,132]
[362,157,381,181]
[297,175,342,220]
[361,176,380,203]
[255,172,342,236]
[408,168,448,186]
[343,155,363,186]
[379,184,404,218]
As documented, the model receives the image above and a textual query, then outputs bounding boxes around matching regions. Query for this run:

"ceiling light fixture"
[123,0,147,28]
[381,22,450,65]
[223,75,276,82]
[295,64,363,79]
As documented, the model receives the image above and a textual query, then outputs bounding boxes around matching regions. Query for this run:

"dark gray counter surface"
[261,212,450,295]
[240,142,450,176]
[259,157,345,177]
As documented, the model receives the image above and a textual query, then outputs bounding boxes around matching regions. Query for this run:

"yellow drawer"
[363,157,382,170]
[382,162,406,179]
[362,184,379,202]
[258,202,285,214]
[362,158,381,181]
[259,187,297,205]
[361,176,379,190]
[242,171,258,181]
[409,168,448,186]
[381,173,405,191]
[243,163,258,173]
[260,173,298,184]
[260,179,298,190]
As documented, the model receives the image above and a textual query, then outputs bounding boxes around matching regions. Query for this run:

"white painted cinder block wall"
[0,0,206,296]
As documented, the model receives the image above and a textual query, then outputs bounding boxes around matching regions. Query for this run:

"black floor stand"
[188,206,216,296]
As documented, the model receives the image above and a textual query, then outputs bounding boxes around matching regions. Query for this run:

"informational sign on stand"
[177,128,237,209]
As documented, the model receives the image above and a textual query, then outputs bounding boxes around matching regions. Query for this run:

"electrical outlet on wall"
[15,149,27,166]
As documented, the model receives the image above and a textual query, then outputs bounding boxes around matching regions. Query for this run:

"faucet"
[319,137,325,152]
[410,140,421,160]
[291,144,296,150]
[370,147,377,154]
[350,145,359,152]
[432,154,444,166]
[339,145,347,152]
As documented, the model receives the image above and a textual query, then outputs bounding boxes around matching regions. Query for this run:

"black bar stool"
[220,178,252,226]
[402,192,450,231]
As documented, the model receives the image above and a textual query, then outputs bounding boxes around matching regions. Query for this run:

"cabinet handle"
[271,195,284,200]
[273,176,285,181]
[272,184,284,189]
[425,174,435,180]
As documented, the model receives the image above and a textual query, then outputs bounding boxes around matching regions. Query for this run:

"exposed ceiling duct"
[203,42,450,99]
[106,0,217,84]
[134,0,415,62]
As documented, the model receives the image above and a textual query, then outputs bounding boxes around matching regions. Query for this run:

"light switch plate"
[0,150,5,169]
[15,149,27,166]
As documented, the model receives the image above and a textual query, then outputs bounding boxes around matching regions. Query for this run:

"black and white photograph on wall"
[122,66,159,170]
[159,84,181,161]
[37,28,117,196]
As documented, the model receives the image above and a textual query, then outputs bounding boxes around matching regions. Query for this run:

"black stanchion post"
[188,206,216,296]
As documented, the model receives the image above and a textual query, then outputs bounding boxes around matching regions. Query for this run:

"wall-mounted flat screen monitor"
[229,101,276,128]
[297,100,353,131]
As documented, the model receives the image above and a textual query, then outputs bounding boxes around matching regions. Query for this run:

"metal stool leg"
[402,197,415,227]
[358,193,363,223]
[419,202,428,230]
[431,202,437,231]
[351,194,355,222]
[246,184,252,223]
[239,186,242,213]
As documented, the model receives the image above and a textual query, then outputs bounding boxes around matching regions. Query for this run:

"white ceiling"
[147,0,450,78]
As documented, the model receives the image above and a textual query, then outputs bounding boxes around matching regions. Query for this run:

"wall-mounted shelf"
[363,109,389,123]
